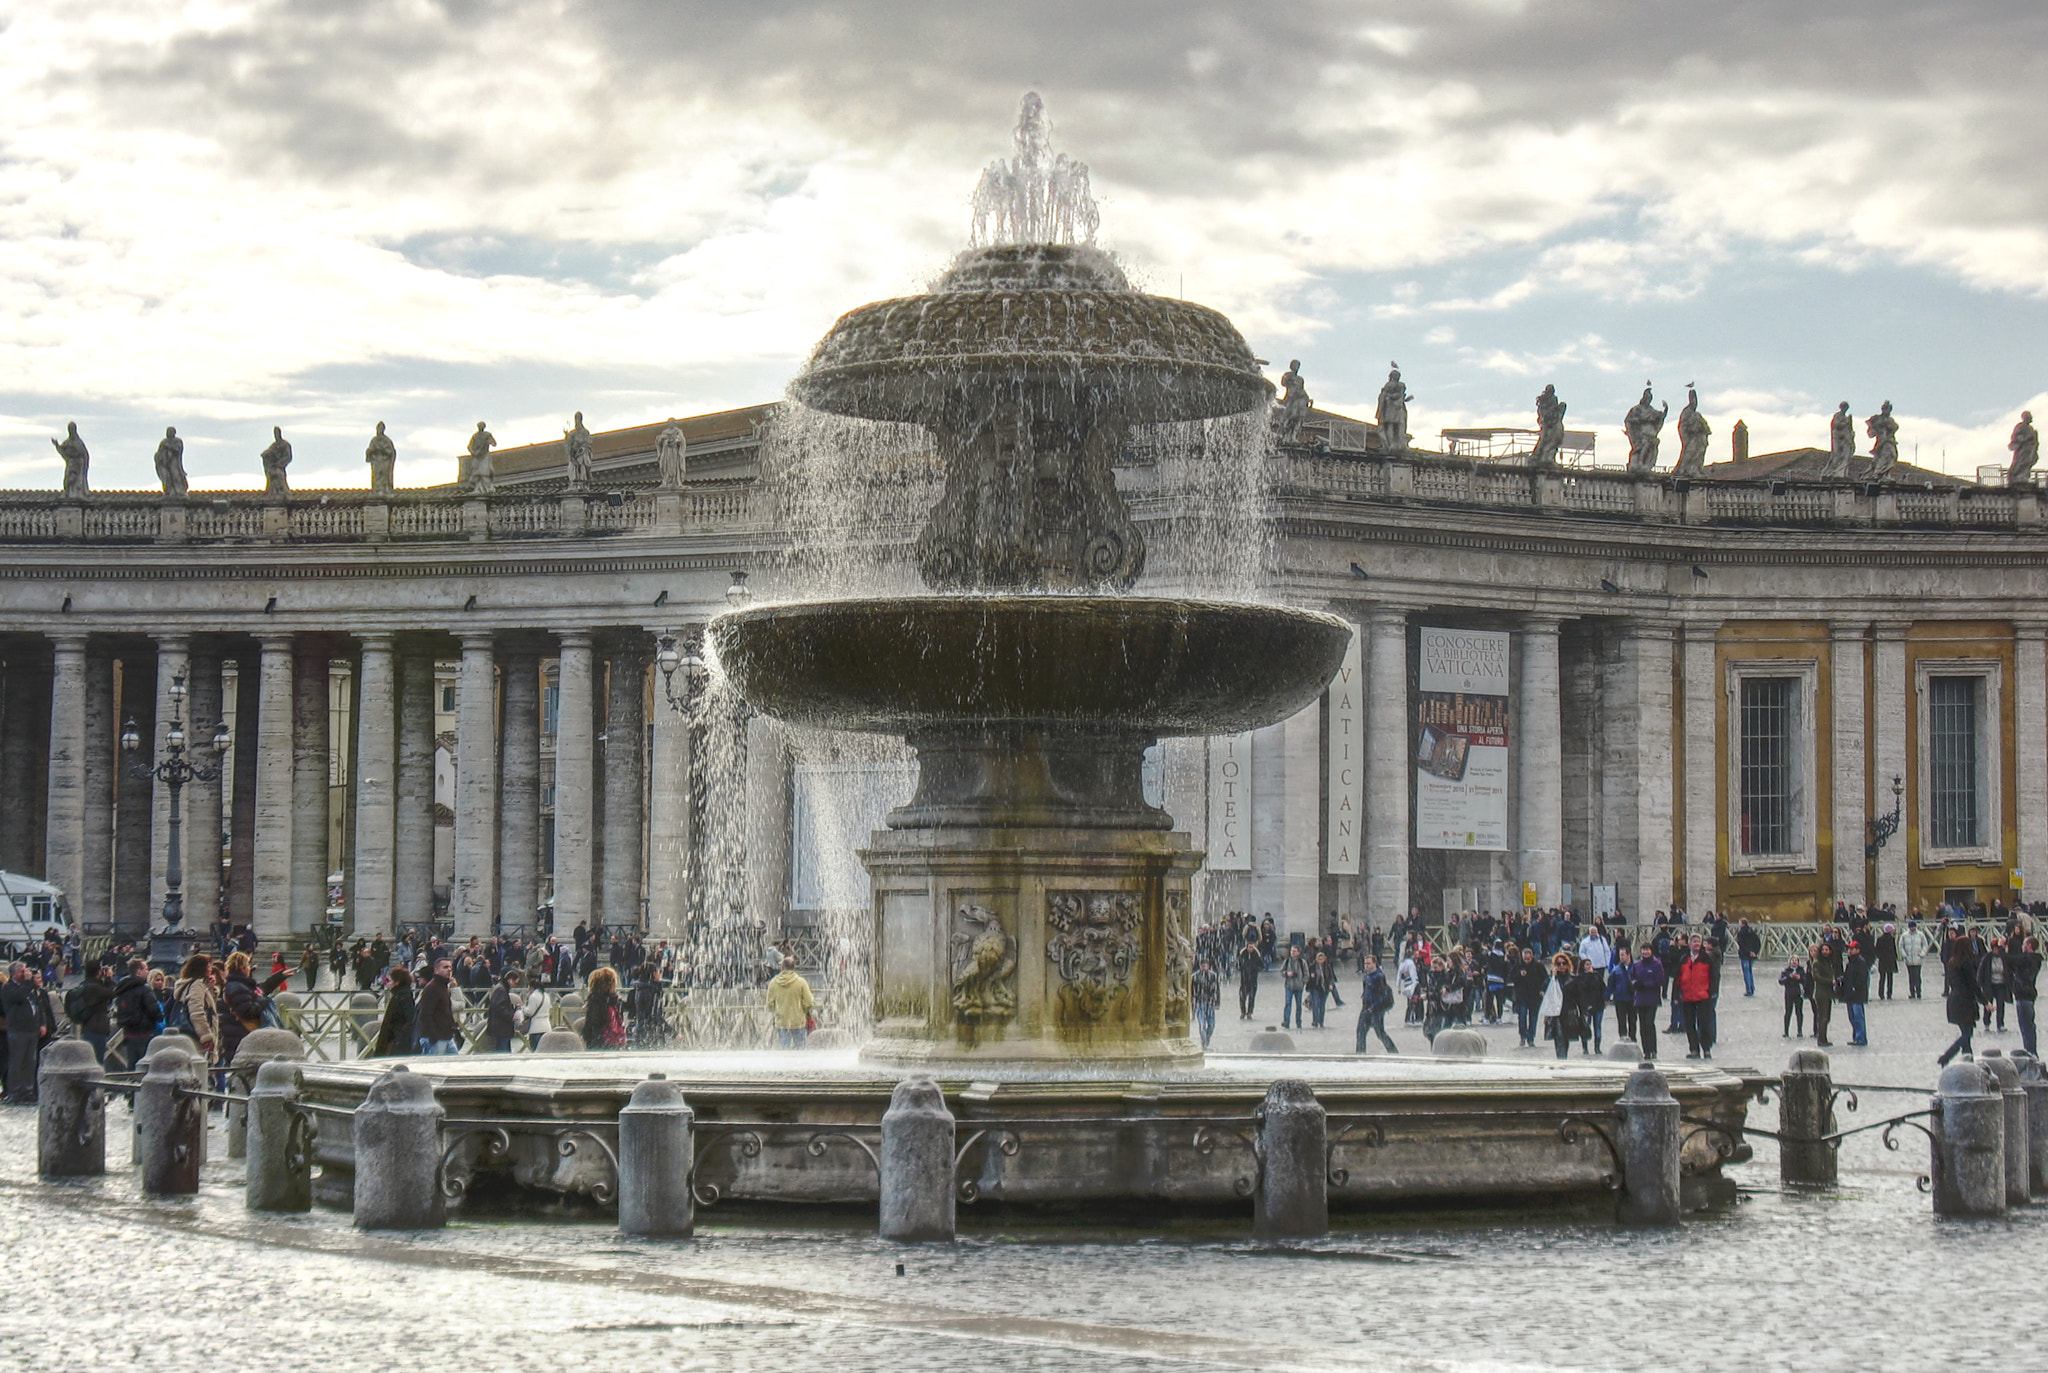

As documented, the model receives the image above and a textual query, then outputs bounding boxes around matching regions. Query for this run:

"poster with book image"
[1415,627,1510,850]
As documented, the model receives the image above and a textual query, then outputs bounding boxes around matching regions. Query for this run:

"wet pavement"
[1,961,2040,1373]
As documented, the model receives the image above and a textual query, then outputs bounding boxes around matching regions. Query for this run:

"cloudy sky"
[1,0,2043,489]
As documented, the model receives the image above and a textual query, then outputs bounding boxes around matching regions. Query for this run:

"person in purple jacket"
[1630,948,1667,1059]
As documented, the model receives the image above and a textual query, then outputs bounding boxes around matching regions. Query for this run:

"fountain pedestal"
[861,821,1203,1069]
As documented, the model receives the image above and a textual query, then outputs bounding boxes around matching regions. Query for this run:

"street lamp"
[122,673,228,933]
[1865,773,1905,860]
[655,630,710,717]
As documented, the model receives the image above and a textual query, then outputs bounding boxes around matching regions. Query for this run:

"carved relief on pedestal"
[1045,890,1142,1021]
[949,902,1018,1024]
[1163,891,1193,1025]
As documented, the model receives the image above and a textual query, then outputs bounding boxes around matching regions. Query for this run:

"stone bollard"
[2013,1052,2048,1196]
[1930,1061,2006,1217]
[535,1029,586,1054]
[351,1064,446,1230]
[1778,1048,1838,1186]
[1430,1028,1487,1059]
[38,1037,106,1179]
[136,1044,204,1197]
[879,1077,956,1242]
[227,1028,309,1160]
[1245,1027,1296,1054]
[132,1034,203,1165]
[1253,1080,1328,1241]
[245,1059,312,1213]
[1978,1051,2031,1207]
[617,1073,695,1238]
[1614,1063,1681,1225]
[348,993,382,1050]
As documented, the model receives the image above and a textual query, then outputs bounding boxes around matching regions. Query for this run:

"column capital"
[459,631,496,653]
[2012,618,2048,640]
[1681,618,1720,643]
[1365,606,1408,633]
[1829,619,1872,642]
[259,634,296,654]
[154,631,191,651]
[49,631,88,654]
[557,629,593,651]
[1617,617,1681,641]
[356,630,397,651]
[1520,613,1568,635]
[1873,619,1912,641]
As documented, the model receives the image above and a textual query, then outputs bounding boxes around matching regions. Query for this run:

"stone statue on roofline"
[1673,385,1710,477]
[464,422,497,496]
[1821,402,1855,480]
[1624,384,1669,473]
[656,418,687,489]
[153,426,188,498]
[1375,363,1411,456]
[260,427,292,496]
[1275,361,1312,447]
[2007,411,2039,488]
[1530,385,1566,467]
[565,411,594,490]
[1865,400,1900,480]
[51,422,89,498]
[365,421,397,496]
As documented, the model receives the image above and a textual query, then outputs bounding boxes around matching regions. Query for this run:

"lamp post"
[122,673,229,944]
[1864,773,1905,860]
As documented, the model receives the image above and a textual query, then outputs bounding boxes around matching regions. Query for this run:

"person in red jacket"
[1676,934,1720,1059]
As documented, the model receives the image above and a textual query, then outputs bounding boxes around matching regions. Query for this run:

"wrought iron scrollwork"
[558,1130,621,1205]
[1325,1117,1387,1187]
[955,1127,1021,1204]
[688,1127,763,1208]
[1558,1114,1624,1191]
[438,1125,512,1200]
[1193,1123,1262,1198]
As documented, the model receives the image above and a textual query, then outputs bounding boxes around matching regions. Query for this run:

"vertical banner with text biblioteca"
[1325,630,1363,874]
[1206,732,1252,870]
[1415,626,1510,851]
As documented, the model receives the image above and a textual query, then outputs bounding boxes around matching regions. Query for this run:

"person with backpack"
[170,953,220,1065]
[1355,955,1398,1054]
[110,958,161,1071]
[65,959,116,1064]
[484,970,522,1052]
[219,951,287,1068]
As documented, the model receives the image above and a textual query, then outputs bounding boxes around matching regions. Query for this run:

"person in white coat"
[516,981,551,1051]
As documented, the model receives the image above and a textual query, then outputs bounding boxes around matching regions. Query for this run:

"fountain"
[289,96,1759,1220]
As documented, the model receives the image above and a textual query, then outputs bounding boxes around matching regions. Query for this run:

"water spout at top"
[969,92,1100,248]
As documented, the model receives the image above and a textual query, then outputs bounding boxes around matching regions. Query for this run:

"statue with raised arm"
[564,411,594,490]
[1530,385,1566,467]
[1374,363,1411,455]
[1274,361,1312,447]
[1624,384,1670,473]
[51,423,89,498]
[464,421,497,496]
[2008,411,2039,487]
[1673,386,1711,476]
[153,426,188,498]
[656,418,687,489]
[1865,401,1900,479]
[260,426,292,496]
[1820,402,1856,479]
[365,421,397,496]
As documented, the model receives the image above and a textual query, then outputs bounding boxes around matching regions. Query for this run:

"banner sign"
[1206,731,1253,870]
[1414,627,1510,851]
[1325,630,1363,874]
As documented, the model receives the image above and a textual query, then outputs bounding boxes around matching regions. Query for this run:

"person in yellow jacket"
[765,957,814,1048]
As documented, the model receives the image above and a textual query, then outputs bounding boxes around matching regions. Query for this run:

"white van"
[0,871,69,956]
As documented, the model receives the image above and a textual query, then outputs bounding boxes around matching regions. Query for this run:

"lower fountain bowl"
[709,595,1353,737]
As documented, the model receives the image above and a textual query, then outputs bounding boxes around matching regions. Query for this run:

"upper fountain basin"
[710,595,1352,737]
[791,245,1271,427]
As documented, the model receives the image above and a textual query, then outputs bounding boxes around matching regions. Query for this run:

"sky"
[0,0,2044,489]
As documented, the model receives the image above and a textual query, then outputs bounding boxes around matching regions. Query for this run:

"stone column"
[497,646,541,932]
[148,634,191,924]
[229,653,258,928]
[602,640,647,931]
[290,638,331,937]
[2,653,51,877]
[553,632,596,933]
[1873,622,1910,911]
[185,649,225,930]
[645,630,691,942]
[113,651,156,935]
[451,633,498,938]
[1363,608,1409,926]
[82,647,114,930]
[1604,621,1676,921]
[252,636,297,946]
[1681,621,1718,915]
[1832,622,1871,909]
[42,635,87,910]
[1517,615,1564,909]
[394,647,437,930]
[352,634,398,938]
[2015,621,2048,903]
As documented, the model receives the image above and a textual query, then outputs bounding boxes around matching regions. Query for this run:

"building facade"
[4,407,2042,944]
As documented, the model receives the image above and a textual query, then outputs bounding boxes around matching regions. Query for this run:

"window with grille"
[1928,675,1981,849]
[1738,677,1798,855]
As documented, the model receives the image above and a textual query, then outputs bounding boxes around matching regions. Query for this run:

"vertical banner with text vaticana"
[1415,626,1510,851]
[1325,630,1363,874]
[1206,732,1252,870]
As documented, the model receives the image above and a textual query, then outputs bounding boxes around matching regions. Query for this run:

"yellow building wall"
[1715,622,1833,921]
[1903,623,2017,914]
